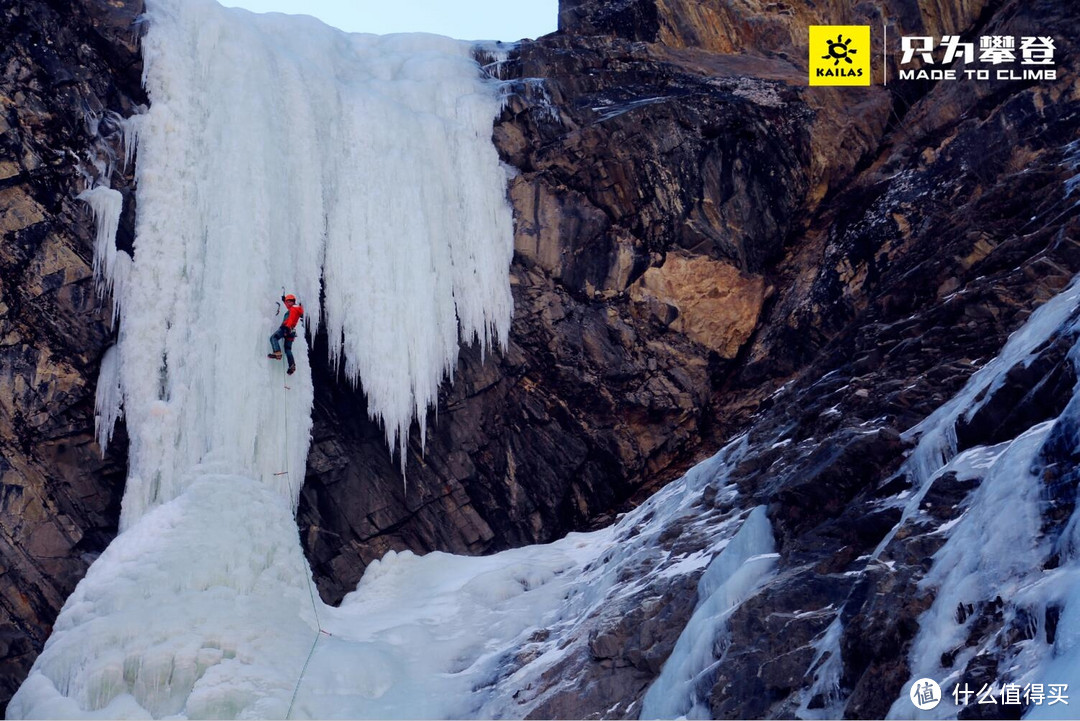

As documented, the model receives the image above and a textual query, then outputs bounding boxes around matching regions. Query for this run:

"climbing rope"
[287,632,322,719]
[275,354,329,720]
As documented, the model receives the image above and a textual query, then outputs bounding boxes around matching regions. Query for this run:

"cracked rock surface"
[0,0,144,709]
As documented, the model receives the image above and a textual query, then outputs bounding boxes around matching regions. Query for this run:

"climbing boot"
[287,364,296,375]
[267,351,282,360]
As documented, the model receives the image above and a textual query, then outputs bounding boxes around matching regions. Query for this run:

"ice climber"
[268,293,304,375]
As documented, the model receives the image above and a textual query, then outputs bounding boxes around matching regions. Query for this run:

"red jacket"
[282,304,304,330]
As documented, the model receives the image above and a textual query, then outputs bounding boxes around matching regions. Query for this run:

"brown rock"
[0,0,143,711]
[560,0,991,72]
[629,252,765,358]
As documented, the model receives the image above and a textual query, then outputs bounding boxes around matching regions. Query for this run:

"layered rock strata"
[0,0,144,708]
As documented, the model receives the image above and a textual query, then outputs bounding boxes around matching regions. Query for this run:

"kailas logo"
[824,34,858,65]
[809,26,871,86]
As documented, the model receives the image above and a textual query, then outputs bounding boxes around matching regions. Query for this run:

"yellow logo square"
[809,26,871,86]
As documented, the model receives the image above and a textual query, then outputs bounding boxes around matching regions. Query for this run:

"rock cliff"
[498,0,1080,717]
[297,4,895,604]
[0,0,143,707]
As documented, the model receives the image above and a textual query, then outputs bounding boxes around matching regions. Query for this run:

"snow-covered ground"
[9,433,766,719]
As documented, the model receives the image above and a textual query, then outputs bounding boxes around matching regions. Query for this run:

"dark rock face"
[559,0,661,44]
[441,0,1078,717]
[0,0,144,711]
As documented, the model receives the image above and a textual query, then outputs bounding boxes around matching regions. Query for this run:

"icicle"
[94,345,123,453]
[78,185,122,287]
[77,185,130,325]
[118,111,146,172]
[796,618,846,719]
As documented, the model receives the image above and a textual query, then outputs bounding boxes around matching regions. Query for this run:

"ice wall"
[113,0,513,527]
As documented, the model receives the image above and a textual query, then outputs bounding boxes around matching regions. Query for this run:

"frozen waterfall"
[107,0,515,531]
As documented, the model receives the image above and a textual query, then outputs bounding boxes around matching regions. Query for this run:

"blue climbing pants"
[270,326,296,366]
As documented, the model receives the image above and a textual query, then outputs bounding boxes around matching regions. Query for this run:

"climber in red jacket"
[268,293,304,375]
